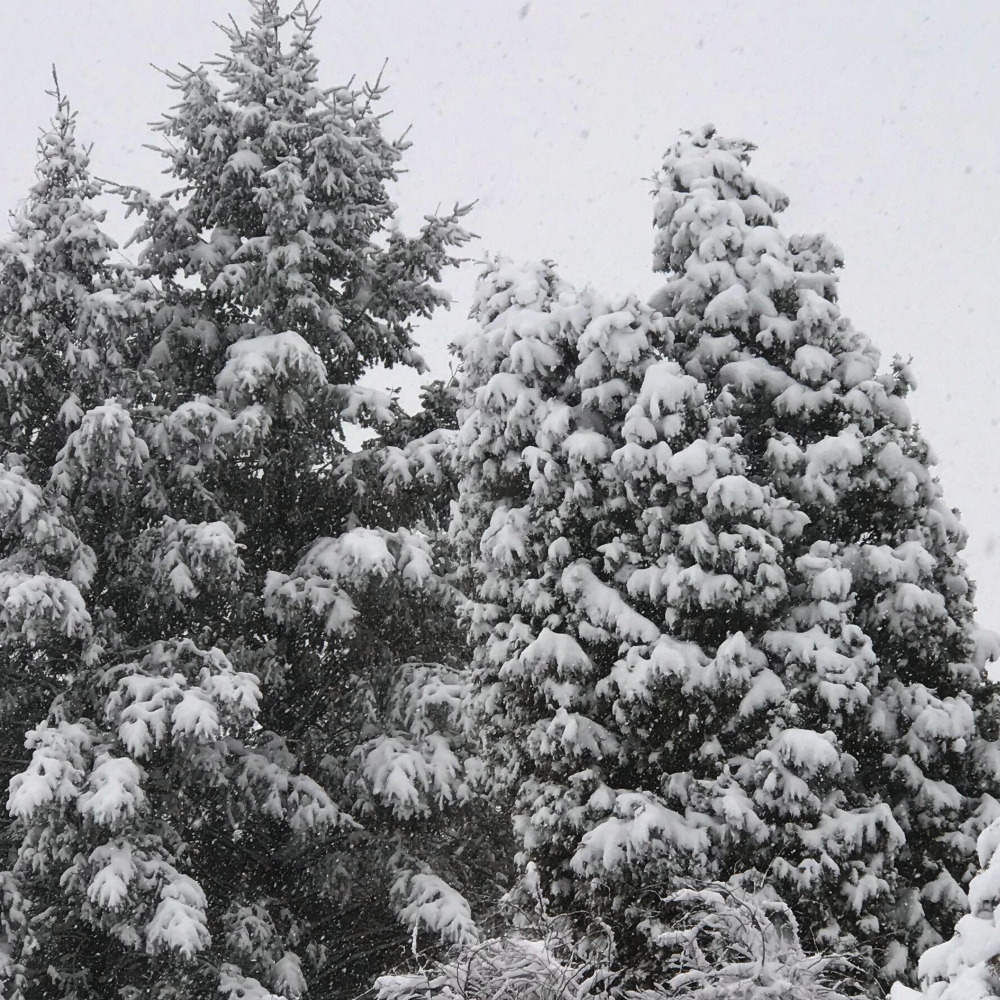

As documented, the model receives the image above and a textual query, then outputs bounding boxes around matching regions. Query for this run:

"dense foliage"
[0,4,495,998]
[0,8,995,1000]
[451,126,1000,993]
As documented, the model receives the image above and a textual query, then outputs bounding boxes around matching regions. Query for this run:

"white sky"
[3,1,1000,628]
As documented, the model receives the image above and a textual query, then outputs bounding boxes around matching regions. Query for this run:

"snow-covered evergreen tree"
[453,127,1000,991]
[0,90,161,991]
[0,4,492,998]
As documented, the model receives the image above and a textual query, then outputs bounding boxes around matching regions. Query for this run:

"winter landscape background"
[3,0,999,629]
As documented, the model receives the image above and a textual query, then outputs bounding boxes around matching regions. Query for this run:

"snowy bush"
[375,876,865,1000]
[644,878,867,999]
[377,936,611,1000]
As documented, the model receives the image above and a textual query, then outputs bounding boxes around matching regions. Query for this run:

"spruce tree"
[0,4,490,998]
[0,91,92,719]
[0,87,150,990]
[453,128,1000,991]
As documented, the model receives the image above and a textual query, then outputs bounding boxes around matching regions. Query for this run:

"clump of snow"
[391,870,478,947]
[216,331,328,411]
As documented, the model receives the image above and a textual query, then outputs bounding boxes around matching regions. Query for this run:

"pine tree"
[0,4,493,998]
[0,87,159,987]
[453,128,1000,992]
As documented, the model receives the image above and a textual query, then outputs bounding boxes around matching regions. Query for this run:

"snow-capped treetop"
[0,87,151,479]
[120,0,471,391]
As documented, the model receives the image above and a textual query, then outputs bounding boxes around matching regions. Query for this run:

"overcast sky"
[2,1,1000,628]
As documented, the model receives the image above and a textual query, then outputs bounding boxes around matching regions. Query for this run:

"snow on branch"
[264,526,448,634]
[391,869,479,948]
[216,331,328,405]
